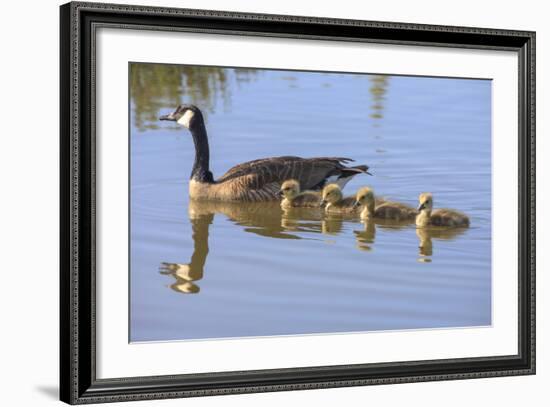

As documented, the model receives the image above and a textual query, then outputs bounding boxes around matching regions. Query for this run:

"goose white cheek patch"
[177,110,195,128]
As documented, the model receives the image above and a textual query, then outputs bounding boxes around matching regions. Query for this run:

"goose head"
[354,187,375,209]
[279,179,300,199]
[320,184,343,206]
[416,192,433,228]
[417,192,434,213]
[159,104,203,130]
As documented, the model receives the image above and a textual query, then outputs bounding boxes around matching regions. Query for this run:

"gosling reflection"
[354,220,376,251]
[281,206,324,235]
[160,198,468,295]
[353,219,410,252]
[190,199,311,240]
[159,211,212,294]
[161,200,333,294]
[321,215,345,236]
[416,227,467,262]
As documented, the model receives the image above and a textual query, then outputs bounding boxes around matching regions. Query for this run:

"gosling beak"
[159,111,177,121]
[278,190,284,197]
[417,203,426,212]
[352,201,360,209]
[319,199,326,207]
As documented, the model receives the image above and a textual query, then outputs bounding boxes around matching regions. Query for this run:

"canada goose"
[159,104,370,201]
[416,193,470,228]
[320,184,358,214]
[279,179,321,209]
[354,187,416,221]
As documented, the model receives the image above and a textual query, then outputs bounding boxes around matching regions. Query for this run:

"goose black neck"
[189,121,214,183]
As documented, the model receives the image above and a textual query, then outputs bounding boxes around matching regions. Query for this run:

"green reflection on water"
[369,75,389,121]
[131,63,390,131]
[130,63,259,131]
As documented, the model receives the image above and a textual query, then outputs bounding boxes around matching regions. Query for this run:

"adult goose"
[159,104,370,202]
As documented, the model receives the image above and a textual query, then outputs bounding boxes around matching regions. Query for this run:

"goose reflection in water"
[416,226,467,262]
[160,200,328,294]
[281,208,346,236]
[190,199,312,240]
[281,206,324,235]
[158,199,469,294]
[159,210,212,294]
[354,220,376,251]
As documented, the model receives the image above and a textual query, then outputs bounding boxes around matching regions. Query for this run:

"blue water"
[130,65,491,342]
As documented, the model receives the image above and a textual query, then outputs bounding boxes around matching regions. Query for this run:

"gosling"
[279,180,321,209]
[354,187,416,221]
[320,184,358,214]
[416,192,470,228]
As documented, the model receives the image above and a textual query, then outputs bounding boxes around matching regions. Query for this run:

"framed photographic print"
[60,1,536,404]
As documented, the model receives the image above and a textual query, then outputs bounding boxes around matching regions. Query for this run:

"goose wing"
[217,156,364,191]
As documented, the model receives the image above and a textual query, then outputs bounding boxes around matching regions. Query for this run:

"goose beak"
[159,112,177,121]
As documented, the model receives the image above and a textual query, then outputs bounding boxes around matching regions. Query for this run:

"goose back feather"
[428,209,470,227]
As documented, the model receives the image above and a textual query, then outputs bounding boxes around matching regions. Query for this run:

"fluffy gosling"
[354,187,416,221]
[320,184,358,214]
[416,192,470,228]
[279,179,321,209]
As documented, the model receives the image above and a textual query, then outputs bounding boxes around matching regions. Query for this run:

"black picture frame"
[60,1,536,404]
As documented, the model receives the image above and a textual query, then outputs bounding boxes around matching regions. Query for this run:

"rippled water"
[130,64,491,342]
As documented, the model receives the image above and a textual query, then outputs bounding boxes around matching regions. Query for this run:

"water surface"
[130,63,491,342]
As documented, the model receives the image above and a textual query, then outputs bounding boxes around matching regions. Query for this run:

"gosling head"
[354,187,375,209]
[320,184,343,206]
[417,192,434,212]
[279,180,301,199]
[159,104,203,130]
